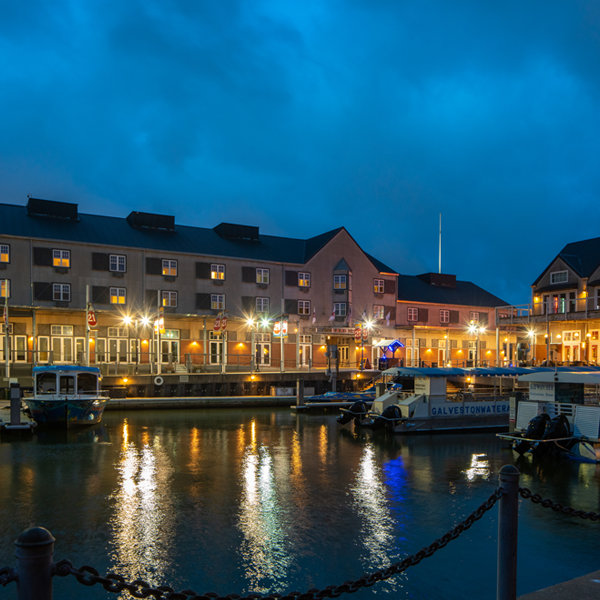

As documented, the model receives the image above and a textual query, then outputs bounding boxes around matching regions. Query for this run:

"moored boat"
[22,365,109,426]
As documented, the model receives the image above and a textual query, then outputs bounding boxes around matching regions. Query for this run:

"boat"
[497,370,600,463]
[307,382,402,403]
[340,366,536,434]
[22,365,109,426]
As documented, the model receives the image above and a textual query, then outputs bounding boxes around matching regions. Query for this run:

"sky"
[1,0,600,305]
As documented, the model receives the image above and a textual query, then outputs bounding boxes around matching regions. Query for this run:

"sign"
[430,401,510,416]
[87,306,97,327]
[274,320,288,338]
[220,316,228,331]
[354,327,362,341]
[529,382,555,402]
[158,307,165,334]
[362,327,369,340]
[213,316,222,332]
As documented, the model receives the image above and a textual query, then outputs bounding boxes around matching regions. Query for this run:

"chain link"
[53,488,503,600]
[519,487,600,521]
[0,566,17,587]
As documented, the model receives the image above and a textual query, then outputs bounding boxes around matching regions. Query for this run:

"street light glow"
[247,318,255,327]
[123,315,132,325]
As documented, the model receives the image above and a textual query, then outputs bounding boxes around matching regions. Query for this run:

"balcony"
[496,297,600,325]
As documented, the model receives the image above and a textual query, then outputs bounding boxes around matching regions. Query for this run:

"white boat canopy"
[519,371,600,385]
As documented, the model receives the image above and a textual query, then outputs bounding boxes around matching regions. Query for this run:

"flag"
[312,307,316,324]
[329,308,335,322]
[386,311,390,326]
[361,309,366,321]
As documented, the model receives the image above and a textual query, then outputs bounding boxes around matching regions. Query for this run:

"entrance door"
[339,345,349,366]
[438,348,446,367]
[256,343,271,366]
[130,339,140,363]
[407,346,419,367]
[161,340,179,364]
[299,344,311,366]
[109,338,128,363]
[52,337,73,363]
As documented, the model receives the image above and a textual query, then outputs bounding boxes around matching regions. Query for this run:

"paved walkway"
[519,570,600,599]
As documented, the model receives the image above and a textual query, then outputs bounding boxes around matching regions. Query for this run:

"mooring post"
[15,527,55,600]
[296,377,304,406]
[497,465,520,600]
[10,382,21,426]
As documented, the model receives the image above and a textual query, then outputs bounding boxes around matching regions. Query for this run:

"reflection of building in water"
[109,419,175,586]
[350,444,397,573]
[237,419,292,593]
[462,454,491,481]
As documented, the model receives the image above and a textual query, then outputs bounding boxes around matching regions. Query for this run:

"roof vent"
[213,223,259,241]
[417,273,456,287]
[26,198,78,221]
[126,211,175,232]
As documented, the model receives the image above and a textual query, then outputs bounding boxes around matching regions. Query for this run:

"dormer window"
[550,271,568,285]
[334,275,346,290]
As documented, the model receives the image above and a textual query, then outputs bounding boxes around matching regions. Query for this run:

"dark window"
[145,289,159,307]
[146,258,162,275]
[33,282,52,301]
[384,280,395,295]
[196,262,212,279]
[284,299,298,314]
[242,267,255,283]
[242,296,255,312]
[33,247,53,266]
[92,286,110,304]
[450,310,460,324]
[418,308,428,323]
[196,293,211,310]
[92,253,110,271]
[285,271,298,286]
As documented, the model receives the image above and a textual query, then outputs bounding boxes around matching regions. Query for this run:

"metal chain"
[0,566,17,587]
[54,487,503,600]
[519,487,600,521]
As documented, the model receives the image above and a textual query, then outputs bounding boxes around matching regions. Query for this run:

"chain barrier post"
[15,527,55,600]
[497,465,520,600]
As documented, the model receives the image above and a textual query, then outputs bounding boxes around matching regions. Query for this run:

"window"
[0,244,9,263]
[162,260,177,276]
[256,297,269,313]
[211,264,225,280]
[53,249,70,267]
[374,279,384,294]
[107,327,128,337]
[0,279,9,298]
[256,268,269,284]
[408,308,418,322]
[1,323,13,334]
[110,287,126,305]
[53,284,70,301]
[550,271,568,285]
[334,275,347,289]
[299,335,312,343]
[298,272,310,287]
[110,254,126,272]
[469,311,479,323]
[298,300,310,315]
[334,303,346,317]
[592,331,599,341]
[162,291,177,307]
[211,294,225,310]
[51,325,73,336]
[440,309,450,324]
[374,305,384,320]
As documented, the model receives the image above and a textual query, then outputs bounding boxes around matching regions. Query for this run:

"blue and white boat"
[22,365,109,426]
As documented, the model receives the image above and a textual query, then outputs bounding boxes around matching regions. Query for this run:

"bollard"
[15,527,55,600]
[497,465,520,600]
[296,378,304,406]
[10,382,21,426]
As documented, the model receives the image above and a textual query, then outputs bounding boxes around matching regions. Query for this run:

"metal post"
[4,280,9,379]
[497,465,520,600]
[203,316,207,369]
[156,291,161,376]
[296,377,304,406]
[221,330,227,374]
[15,527,55,600]
[546,321,550,365]
[496,324,500,368]
[85,285,90,366]
[32,309,37,367]
[251,325,255,373]
[10,382,20,426]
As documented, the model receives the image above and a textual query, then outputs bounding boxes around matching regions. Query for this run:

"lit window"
[469,312,479,323]
[440,309,449,324]
[334,303,346,317]
[110,287,126,304]
[53,283,71,301]
[53,249,70,268]
[0,244,9,263]
[374,279,384,294]
[408,308,418,321]
[550,271,568,285]
[298,272,310,287]
[374,305,384,320]
[334,275,346,289]
[0,279,9,298]
[108,327,128,337]
[51,325,73,335]
[110,254,126,272]
[256,297,269,313]
[211,264,225,280]
[162,291,177,307]
[298,300,310,315]
[256,268,269,284]
[162,260,177,276]
[211,294,225,310]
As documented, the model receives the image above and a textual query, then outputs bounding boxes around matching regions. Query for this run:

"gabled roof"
[333,258,351,271]
[0,202,394,271]
[396,274,508,307]
[533,236,600,285]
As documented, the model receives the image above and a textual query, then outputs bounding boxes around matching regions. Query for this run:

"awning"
[373,339,405,348]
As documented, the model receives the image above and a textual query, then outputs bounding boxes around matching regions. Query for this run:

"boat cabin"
[34,366,102,397]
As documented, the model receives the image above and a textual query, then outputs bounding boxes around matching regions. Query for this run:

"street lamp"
[468,323,485,366]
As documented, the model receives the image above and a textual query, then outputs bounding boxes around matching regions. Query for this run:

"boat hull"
[392,414,509,434]
[23,397,108,427]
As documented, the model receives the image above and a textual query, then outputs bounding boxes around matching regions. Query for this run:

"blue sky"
[1,0,600,304]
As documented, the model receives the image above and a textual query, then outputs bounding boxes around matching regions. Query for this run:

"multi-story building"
[391,272,511,367]
[0,197,399,387]
[498,236,600,365]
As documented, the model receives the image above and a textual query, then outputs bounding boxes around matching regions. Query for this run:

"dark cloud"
[1,0,600,304]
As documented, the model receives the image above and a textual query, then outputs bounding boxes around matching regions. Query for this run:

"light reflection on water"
[463,453,491,481]
[237,419,292,592]
[109,419,175,587]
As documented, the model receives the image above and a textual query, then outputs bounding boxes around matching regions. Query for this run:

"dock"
[105,395,295,410]
[518,570,600,599]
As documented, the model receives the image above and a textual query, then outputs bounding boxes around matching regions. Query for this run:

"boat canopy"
[383,366,554,378]
[519,370,600,384]
[32,365,101,375]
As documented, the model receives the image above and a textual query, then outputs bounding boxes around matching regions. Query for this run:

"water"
[0,408,598,599]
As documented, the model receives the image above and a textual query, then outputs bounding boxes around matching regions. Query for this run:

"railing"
[497,297,600,324]
[1,466,598,600]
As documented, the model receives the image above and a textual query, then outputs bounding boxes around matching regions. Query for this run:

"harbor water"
[0,407,598,599]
